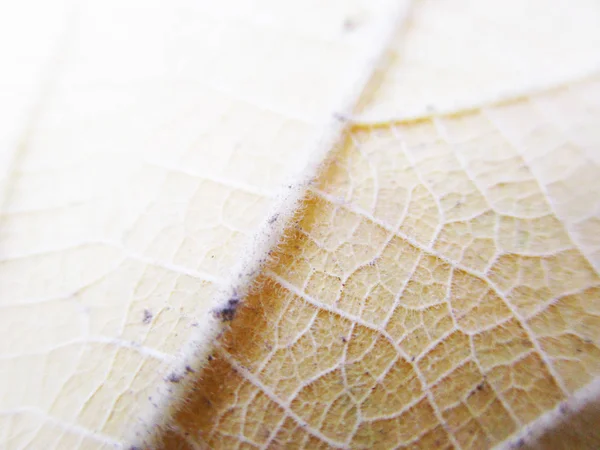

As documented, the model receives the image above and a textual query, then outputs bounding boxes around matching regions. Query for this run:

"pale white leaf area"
[0,0,599,449]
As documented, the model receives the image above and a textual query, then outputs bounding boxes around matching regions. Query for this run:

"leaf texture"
[162,76,600,449]
[0,0,409,447]
[1,0,600,449]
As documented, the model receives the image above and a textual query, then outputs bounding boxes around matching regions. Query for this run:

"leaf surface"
[0,0,599,449]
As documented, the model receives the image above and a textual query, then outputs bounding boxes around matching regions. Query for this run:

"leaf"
[1,0,599,449]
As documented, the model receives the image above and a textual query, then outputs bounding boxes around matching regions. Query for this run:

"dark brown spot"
[342,17,359,32]
[214,307,235,322]
[166,372,183,383]
[333,112,348,122]
[214,296,241,322]
[142,309,153,324]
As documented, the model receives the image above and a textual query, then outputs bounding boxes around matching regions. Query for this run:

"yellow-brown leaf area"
[162,78,600,449]
[521,400,600,450]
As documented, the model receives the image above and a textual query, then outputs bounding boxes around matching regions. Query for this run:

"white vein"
[434,115,570,396]
[0,407,123,448]
[0,336,172,362]
[269,271,463,449]
[143,160,279,200]
[215,346,347,448]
